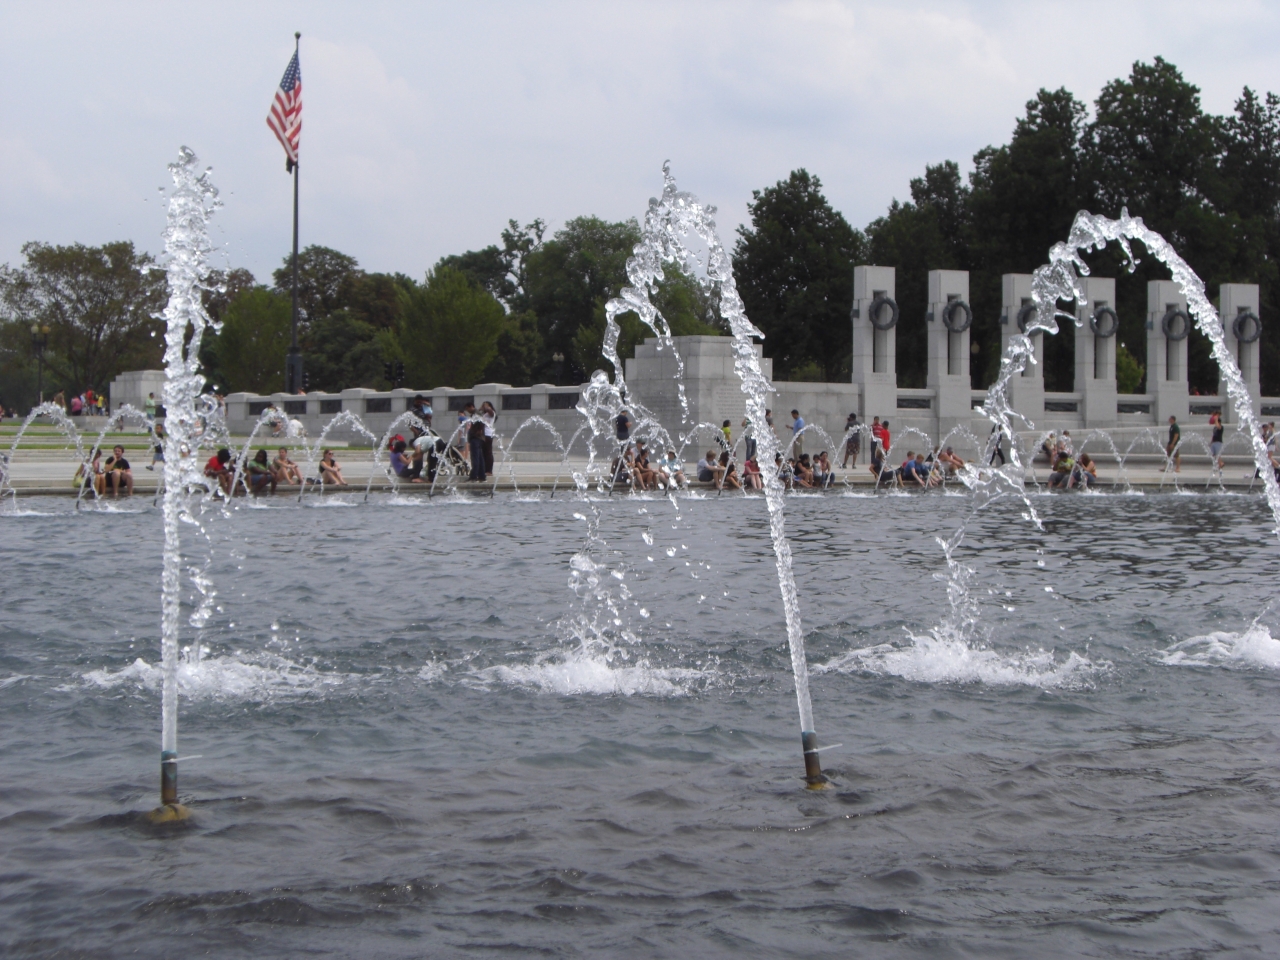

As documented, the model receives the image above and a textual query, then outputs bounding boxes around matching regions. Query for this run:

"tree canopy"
[396,266,507,388]
[0,241,165,407]
[733,170,867,381]
[850,58,1280,394]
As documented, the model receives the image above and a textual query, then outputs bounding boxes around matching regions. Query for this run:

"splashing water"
[595,164,820,764]
[156,147,221,799]
[1158,626,1280,670]
[913,208,1280,677]
[83,650,346,700]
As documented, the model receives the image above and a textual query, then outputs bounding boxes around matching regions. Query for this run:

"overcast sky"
[3,1,1279,284]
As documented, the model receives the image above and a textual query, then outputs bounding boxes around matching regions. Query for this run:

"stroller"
[412,426,467,482]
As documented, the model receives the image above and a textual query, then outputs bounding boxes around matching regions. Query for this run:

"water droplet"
[665,547,676,557]
[1044,586,1053,592]
[642,531,653,545]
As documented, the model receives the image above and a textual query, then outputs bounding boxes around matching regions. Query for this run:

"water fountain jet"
[145,147,221,823]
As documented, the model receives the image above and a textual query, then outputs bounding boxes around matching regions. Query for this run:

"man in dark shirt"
[1166,416,1181,473]
[104,445,133,497]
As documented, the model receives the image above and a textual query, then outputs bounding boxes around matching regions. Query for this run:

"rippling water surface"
[2,491,1278,957]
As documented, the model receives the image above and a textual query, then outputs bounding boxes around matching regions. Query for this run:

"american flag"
[266,50,302,171]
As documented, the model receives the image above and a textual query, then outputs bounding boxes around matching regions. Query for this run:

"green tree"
[967,89,1089,386]
[1116,342,1145,394]
[271,245,362,331]
[437,219,545,311]
[733,170,868,381]
[213,287,292,394]
[1221,88,1280,394]
[481,310,544,386]
[865,164,967,387]
[199,267,256,392]
[342,271,415,331]
[0,241,166,398]
[303,310,390,393]
[396,266,507,388]
[569,269,722,376]
[1083,58,1234,392]
[524,216,643,382]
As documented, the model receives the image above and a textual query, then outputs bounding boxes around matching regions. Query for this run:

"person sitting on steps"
[273,447,303,485]
[204,448,233,495]
[697,450,725,488]
[246,448,277,495]
[104,445,133,498]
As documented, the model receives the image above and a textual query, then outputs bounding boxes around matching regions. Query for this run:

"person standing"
[741,416,756,462]
[145,392,157,419]
[466,404,486,481]
[1166,416,1181,473]
[480,401,496,477]
[147,423,165,471]
[989,423,1007,466]
[841,413,860,468]
[615,409,632,450]
[1209,412,1224,469]
[789,409,805,457]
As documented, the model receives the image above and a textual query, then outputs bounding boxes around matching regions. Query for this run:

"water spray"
[147,147,221,823]
[602,165,826,785]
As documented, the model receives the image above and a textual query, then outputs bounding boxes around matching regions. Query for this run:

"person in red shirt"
[205,448,233,495]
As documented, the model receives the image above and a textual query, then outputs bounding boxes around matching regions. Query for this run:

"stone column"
[1073,277,1117,428]
[851,265,897,422]
[926,269,972,436]
[1000,273,1044,423]
[1218,283,1262,423]
[1146,280,1190,425]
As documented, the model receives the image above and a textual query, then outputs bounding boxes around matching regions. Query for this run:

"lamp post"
[552,351,565,384]
[29,323,49,408]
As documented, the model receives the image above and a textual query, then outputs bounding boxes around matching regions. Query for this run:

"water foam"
[816,629,1098,689]
[83,652,344,700]
[470,651,707,697]
[1158,626,1280,670]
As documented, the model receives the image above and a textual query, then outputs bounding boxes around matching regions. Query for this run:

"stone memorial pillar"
[1146,280,1190,425]
[926,269,972,435]
[851,265,898,421]
[1073,277,1118,428]
[1000,273,1044,423]
[1218,283,1261,423]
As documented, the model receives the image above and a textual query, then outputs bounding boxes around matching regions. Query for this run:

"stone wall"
[170,268,1274,459]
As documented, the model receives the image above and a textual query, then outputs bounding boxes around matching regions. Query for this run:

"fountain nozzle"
[802,731,827,788]
[146,751,190,823]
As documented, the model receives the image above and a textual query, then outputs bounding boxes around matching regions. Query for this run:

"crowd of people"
[56,397,1280,502]
[202,446,347,496]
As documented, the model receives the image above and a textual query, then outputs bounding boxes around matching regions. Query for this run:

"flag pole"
[285,31,303,394]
